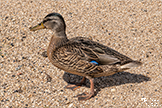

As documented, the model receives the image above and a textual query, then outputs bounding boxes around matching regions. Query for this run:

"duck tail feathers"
[120,61,142,69]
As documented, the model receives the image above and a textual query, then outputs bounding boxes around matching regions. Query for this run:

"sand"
[0,0,161,107]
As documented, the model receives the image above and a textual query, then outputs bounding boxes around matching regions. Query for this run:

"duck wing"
[69,37,134,65]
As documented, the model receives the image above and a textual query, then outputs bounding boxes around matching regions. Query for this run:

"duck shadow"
[63,71,151,96]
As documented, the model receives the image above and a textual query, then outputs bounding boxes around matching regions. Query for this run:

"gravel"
[1,0,162,107]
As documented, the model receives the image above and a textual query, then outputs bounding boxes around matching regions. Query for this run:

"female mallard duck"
[29,13,142,101]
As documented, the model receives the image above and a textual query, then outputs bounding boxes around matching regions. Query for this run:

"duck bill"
[29,22,45,31]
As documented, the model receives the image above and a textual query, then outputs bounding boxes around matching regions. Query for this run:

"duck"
[29,13,142,101]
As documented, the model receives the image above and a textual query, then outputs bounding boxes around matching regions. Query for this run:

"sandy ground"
[0,0,162,107]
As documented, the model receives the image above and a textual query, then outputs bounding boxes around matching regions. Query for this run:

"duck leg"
[65,77,86,91]
[76,78,94,101]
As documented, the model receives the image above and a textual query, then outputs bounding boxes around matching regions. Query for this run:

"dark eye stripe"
[43,18,53,23]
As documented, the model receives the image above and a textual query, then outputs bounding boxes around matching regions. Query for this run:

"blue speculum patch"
[90,60,99,65]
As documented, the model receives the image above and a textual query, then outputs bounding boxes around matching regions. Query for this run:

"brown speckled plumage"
[30,13,142,101]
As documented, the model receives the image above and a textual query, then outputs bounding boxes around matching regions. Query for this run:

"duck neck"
[47,31,68,56]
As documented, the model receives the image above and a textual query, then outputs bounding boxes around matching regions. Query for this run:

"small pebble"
[68,103,73,108]
[111,89,116,92]
[10,43,14,47]
[17,72,23,75]
[12,75,16,77]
